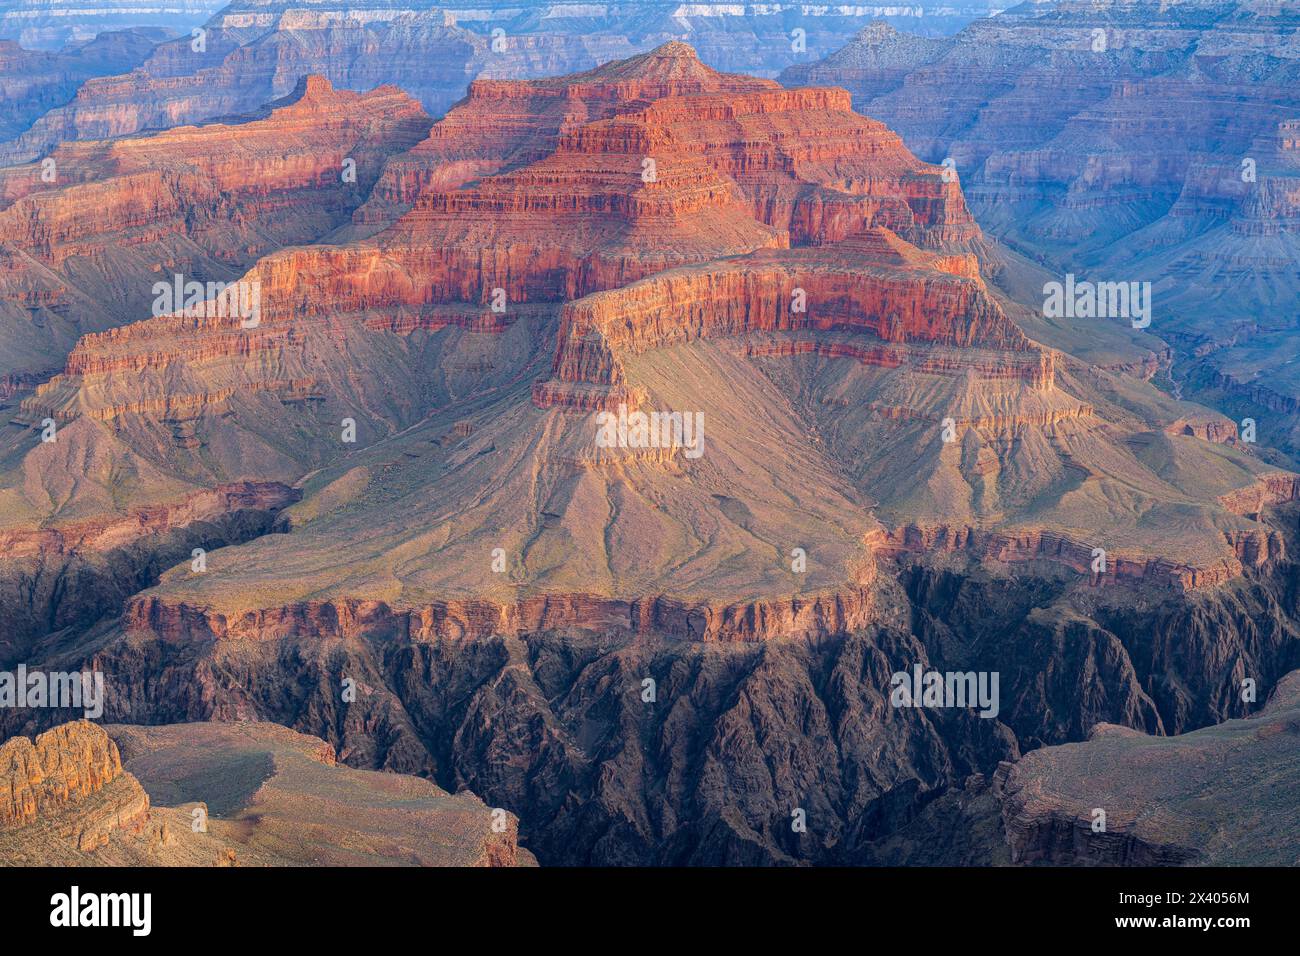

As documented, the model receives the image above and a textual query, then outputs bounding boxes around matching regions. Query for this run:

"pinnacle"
[653,40,700,58]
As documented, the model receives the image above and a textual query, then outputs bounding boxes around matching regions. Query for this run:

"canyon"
[995,667,1300,866]
[782,0,1300,456]
[0,29,165,142]
[0,1,222,50]
[0,1,999,166]
[1,9,1298,868]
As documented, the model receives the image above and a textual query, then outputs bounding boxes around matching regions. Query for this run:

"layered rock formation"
[541,231,1025,405]
[0,720,533,865]
[0,476,298,663]
[6,35,1300,868]
[21,44,977,441]
[23,549,1294,865]
[0,720,125,832]
[0,0,999,165]
[361,44,981,248]
[0,75,429,393]
[0,29,163,141]
[0,11,481,166]
[0,1,222,50]
[11,42,1293,645]
[782,2,1300,453]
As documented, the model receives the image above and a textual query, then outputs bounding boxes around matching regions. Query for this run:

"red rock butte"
[3,42,1298,648]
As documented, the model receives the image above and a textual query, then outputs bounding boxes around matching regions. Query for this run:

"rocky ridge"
[0,1,1001,166]
[0,30,164,141]
[0,75,430,397]
[0,720,533,865]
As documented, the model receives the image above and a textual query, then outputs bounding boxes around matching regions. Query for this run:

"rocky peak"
[856,21,900,44]
[637,40,703,65]
[0,721,123,830]
[292,73,336,102]
[582,39,765,93]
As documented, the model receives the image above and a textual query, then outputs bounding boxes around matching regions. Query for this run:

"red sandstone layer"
[375,42,979,252]
[125,582,876,646]
[0,76,429,266]
[539,228,1040,403]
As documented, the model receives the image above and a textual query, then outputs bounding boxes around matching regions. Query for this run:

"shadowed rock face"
[0,720,534,865]
[0,31,165,141]
[0,481,299,664]
[997,668,1300,866]
[0,12,483,166]
[9,550,1293,866]
[781,2,1300,454]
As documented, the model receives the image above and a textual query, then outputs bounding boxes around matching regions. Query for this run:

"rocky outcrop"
[0,720,534,865]
[541,230,1028,402]
[369,45,981,251]
[106,721,535,866]
[358,41,783,222]
[997,668,1300,866]
[0,721,126,830]
[0,76,429,250]
[123,579,877,647]
[872,522,1280,592]
[0,481,298,558]
[1217,472,1300,516]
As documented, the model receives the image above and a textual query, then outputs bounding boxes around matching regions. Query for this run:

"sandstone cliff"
[0,721,126,831]
[0,720,534,865]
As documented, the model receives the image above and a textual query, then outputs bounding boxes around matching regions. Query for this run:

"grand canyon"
[0,0,1296,888]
